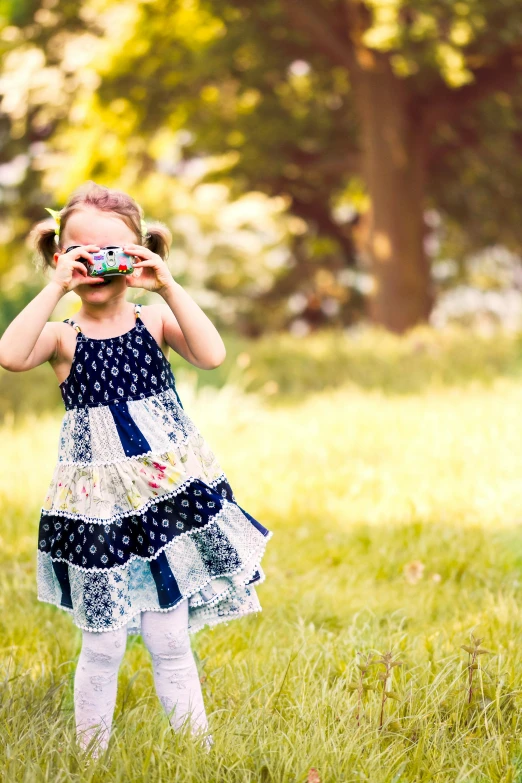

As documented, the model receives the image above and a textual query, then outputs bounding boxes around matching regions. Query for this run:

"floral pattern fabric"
[37,303,272,635]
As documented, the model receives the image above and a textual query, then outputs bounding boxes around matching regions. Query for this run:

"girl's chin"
[81,278,124,292]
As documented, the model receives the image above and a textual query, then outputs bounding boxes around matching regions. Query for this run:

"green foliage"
[59,0,522,263]
[4,0,522,333]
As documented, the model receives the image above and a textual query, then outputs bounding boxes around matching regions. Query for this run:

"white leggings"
[73,599,211,755]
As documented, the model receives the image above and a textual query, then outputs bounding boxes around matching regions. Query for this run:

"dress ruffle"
[42,435,224,521]
[37,410,272,635]
[38,501,272,635]
[39,474,271,569]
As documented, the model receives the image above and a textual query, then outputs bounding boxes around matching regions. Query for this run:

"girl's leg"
[74,624,127,755]
[141,601,212,747]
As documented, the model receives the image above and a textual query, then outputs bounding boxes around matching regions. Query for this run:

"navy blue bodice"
[60,303,183,411]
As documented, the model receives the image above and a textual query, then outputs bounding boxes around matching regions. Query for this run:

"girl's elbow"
[205,349,226,370]
[0,349,16,372]
[0,346,32,372]
[0,357,22,372]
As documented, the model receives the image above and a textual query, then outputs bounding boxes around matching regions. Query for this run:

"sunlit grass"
[3,323,522,421]
[2,358,522,780]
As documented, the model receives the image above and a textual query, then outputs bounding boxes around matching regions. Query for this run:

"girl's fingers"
[75,249,96,264]
[70,259,103,282]
[71,260,88,276]
[123,245,160,262]
[123,243,150,256]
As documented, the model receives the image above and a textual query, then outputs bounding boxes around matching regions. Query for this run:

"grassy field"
[2,329,522,781]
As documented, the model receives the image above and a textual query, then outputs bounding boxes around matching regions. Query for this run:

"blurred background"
[3,0,522,327]
[0,0,522,422]
[5,4,522,777]
[3,0,522,422]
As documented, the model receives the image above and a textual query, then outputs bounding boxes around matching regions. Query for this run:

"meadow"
[2,326,522,781]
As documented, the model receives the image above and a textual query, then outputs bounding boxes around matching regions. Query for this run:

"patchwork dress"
[37,302,273,636]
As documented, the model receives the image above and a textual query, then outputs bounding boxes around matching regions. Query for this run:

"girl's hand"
[53,245,105,293]
[123,244,175,293]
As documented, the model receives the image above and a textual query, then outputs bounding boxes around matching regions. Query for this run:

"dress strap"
[63,317,82,334]
[64,307,140,333]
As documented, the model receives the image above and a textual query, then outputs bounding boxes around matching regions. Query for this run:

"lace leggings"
[74,598,211,755]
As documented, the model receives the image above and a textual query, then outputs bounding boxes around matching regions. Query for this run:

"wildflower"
[403,560,425,585]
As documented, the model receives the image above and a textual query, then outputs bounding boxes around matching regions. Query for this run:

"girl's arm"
[0,245,101,372]
[158,282,227,370]
[123,243,227,370]
[0,282,65,371]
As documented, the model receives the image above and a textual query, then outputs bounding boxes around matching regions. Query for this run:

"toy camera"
[85,247,135,277]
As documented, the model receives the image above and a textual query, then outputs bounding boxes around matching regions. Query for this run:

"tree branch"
[291,149,363,177]
[426,126,481,169]
[421,46,522,134]
[279,0,353,69]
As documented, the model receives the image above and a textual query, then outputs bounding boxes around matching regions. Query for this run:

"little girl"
[0,181,273,757]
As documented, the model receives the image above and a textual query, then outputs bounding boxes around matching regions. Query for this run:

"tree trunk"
[351,53,433,332]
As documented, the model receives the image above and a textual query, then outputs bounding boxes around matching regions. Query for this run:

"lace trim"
[187,556,266,609]
[41,471,227,524]
[37,521,272,635]
[89,404,127,463]
[44,594,264,635]
[58,445,184,468]
[186,603,263,637]
[43,499,272,572]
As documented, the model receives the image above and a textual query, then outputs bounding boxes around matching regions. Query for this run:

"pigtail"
[28,183,172,269]
[143,221,172,261]
[30,219,59,272]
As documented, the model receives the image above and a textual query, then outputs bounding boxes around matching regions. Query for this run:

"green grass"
[2,330,522,780]
[2,323,522,421]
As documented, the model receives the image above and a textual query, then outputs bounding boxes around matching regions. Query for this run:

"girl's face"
[54,207,139,301]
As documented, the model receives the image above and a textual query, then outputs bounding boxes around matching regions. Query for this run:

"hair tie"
[45,207,61,241]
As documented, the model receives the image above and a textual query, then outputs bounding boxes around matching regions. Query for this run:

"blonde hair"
[31,181,172,271]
